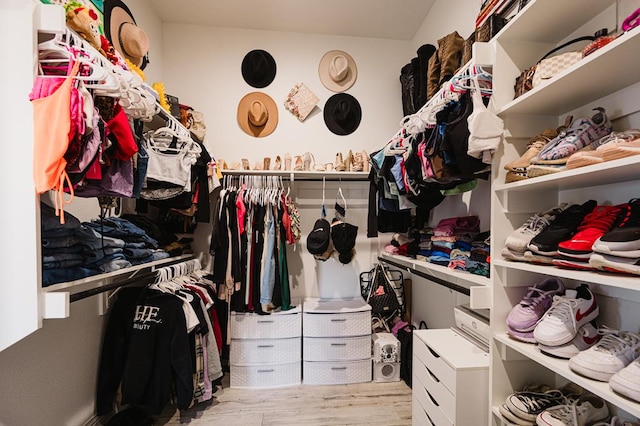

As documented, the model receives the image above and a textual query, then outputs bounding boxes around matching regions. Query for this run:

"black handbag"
[366,264,402,315]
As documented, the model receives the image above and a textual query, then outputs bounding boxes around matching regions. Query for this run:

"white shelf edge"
[42,254,196,294]
[493,333,640,419]
[222,170,369,181]
[378,252,490,288]
[493,155,640,194]
[493,259,640,291]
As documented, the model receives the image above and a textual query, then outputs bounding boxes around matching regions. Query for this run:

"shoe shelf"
[493,259,640,293]
[496,27,640,116]
[493,156,640,197]
[494,333,640,419]
[221,170,369,182]
[491,406,517,426]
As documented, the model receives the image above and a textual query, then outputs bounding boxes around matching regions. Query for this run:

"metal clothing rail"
[377,255,471,296]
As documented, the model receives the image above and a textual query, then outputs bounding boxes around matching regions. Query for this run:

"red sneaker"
[557,204,627,259]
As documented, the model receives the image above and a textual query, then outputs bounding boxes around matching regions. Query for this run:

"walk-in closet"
[2,0,640,425]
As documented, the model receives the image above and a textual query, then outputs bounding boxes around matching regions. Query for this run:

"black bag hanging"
[366,264,402,315]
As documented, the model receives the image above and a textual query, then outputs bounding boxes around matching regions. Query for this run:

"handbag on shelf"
[476,14,508,42]
[513,35,595,99]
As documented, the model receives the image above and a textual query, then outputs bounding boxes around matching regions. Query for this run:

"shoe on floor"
[592,198,640,256]
[569,330,640,381]
[528,200,598,256]
[557,204,626,259]
[535,394,609,426]
[505,203,568,253]
[609,356,640,404]
[538,321,599,359]
[533,107,613,165]
[533,284,599,347]
[507,278,565,332]
[589,253,640,275]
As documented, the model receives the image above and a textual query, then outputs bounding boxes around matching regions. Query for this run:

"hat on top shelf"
[324,93,362,136]
[318,50,358,93]
[242,49,277,88]
[104,0,150,69]
[237,92,278,138]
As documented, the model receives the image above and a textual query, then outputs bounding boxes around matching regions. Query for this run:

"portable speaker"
[372,332,400,364]
[373,361,400,382]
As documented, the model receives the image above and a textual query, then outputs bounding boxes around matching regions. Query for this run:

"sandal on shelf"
[241,158,251,170]
[293,155,304,171]
[253,161,263,170]
[274,155,282,170]
[217,158,228,170]
[284,153,292,171]
[334,152,345,171]
[325,162,334,172]
[361,149,370,172]
[303,152,315,171]
[229,161,241,170]
[263,157,271,171]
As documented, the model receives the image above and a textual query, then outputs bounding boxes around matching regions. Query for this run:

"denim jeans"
[129,250,169,266]
[41,235,79,249]
[42,267,97,286]
[85,217,158,248]
[41,202,81,237]
[42,258,85,269]
[260,209,276,304]
[42,252,83,264]
[86,252,132,273]
[75,226,126,251]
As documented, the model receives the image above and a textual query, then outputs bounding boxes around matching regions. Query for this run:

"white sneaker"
[506,389,567,422]
[533,285,599,347]
[609,354,640,403]
[592,416,640,426]
[538,321,599,359]
[535,395,609,426]
[568,331,640,381]
[505,204,568,253]
[500,403,537,425]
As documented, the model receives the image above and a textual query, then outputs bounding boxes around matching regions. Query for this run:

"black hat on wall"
[324,93,362,136]
[241,49,277,88]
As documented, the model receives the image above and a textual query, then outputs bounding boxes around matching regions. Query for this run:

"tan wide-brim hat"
[318,50,358,93]
[104,0,150,68]
[237,92,278,138]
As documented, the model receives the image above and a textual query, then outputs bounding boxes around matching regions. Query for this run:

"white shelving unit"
[490,0,640,424]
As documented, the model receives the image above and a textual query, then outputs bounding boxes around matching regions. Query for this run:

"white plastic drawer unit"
[302,297,372,337]
[230,308,301,339]
[412,329,489,426]
[230,362,301,388]
[303,359,371,385]
[230,337,301,365]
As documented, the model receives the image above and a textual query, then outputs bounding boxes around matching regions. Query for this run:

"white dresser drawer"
[413,377,454,426]
[413,397,436,426]
[303,311,370,337]
[413,356,455,422]
[303,359,371,385]
[231,337,301,365]
[413,333,456,395]
[303,335,370,361]
[230,361,301,388]
[231,311,301,339]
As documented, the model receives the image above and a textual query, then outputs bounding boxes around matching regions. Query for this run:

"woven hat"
[318,50,357,92]
[324,93,362,136]
[104,0,150,69]
[237,92,278,138]
[242,49,277,88]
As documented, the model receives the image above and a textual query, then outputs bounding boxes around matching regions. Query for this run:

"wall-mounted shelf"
[42,254,197,319]
[222,170,369,182]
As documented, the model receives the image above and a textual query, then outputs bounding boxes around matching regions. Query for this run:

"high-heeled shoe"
[217,158,228,170]
[361,149,370,172]
[303,152,314,171]
[343,150,353,172]
[241,158,250,170]
[274,155,282,170]
[334,152,345,171]
[264,157,271,170]
[352,151,364,172]
[293,155,304,171]
[284,153,292,171]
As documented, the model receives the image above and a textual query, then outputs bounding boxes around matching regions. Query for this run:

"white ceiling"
[149,0,436,40]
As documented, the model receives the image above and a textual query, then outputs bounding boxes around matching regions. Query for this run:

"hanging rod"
[377,256,471,296]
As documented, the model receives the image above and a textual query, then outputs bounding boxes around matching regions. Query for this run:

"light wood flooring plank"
[157,379,412,425]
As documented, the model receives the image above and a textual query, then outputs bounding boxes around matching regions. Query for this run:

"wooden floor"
[156,376,412,426]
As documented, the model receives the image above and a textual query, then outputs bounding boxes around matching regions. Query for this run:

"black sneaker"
[528,200,598,256]
[592,198,640,256]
